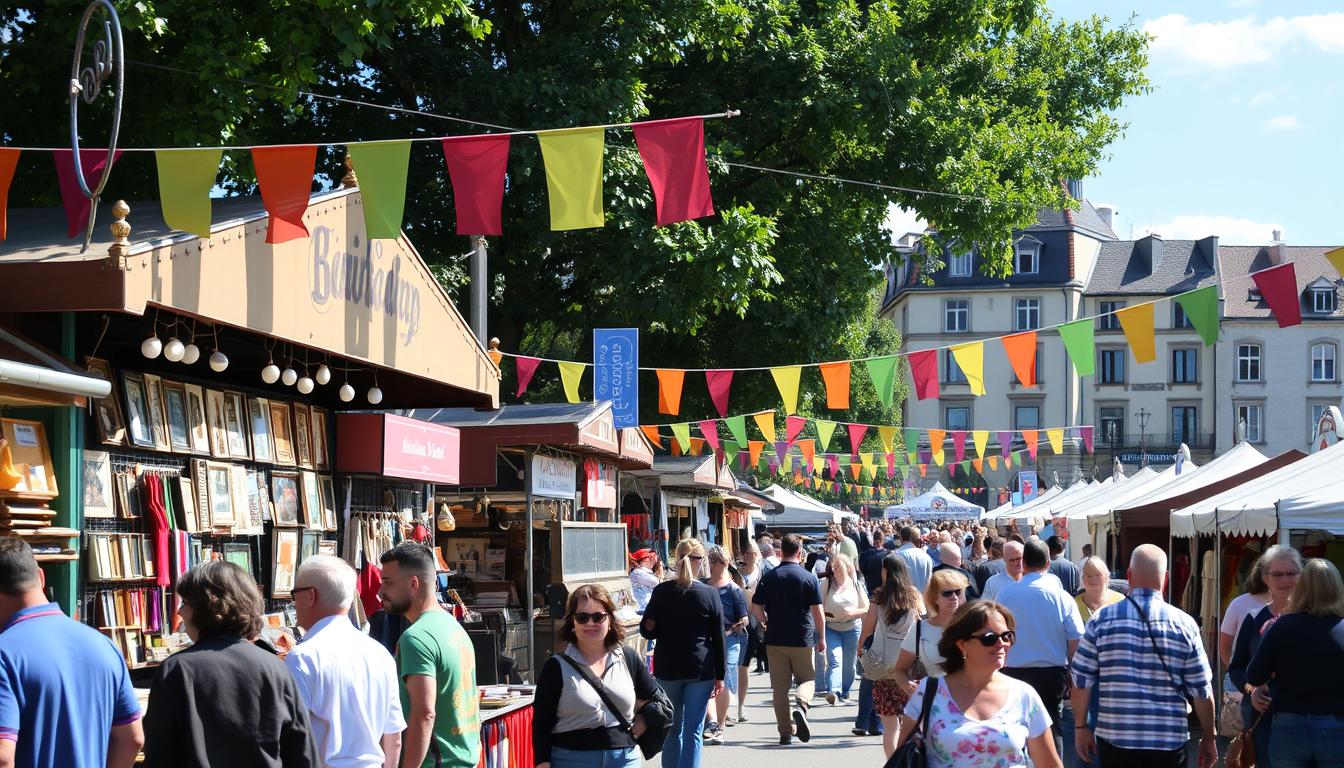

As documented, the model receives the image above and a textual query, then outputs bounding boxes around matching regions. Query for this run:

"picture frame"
[141,373,171,452]
[317,540,338,557]
[205,389,230,459]
[81,450,115,518]
[318,474,338,531]
[255,469,273,523]
[206,461,234,528]
[230,464,263,535]
[223,391,251,460]
[190,459,210,528]
[268,401,296,466]
[310,407,329,470]
[115,471,141,519]
[300,530,321,565]
[85,358,126,446]
[247,397,274,464]
[270,471,301,527]
[121,373,154,449]
[183,384,211,456]
[271,528,300,598]
[292,403,314,469]
[222,542,254,579]
[299,471,323,530]
[161,381,193,453]
[175,475,200,532]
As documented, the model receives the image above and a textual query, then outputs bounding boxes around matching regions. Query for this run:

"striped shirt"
[1071,589,1212,751]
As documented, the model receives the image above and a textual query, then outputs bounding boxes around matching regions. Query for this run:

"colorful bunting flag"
[1175,286,1220,347]
[0,148,16,240]
[907,349,940,400]
[950,341,985,395]
[631,117,714,226]
[998,431,1013,460]
[972,430,988,459]
[706,370,733,418]
[515,356,541,398]
[656,369,685,416]
[670,423,692,453]
[697,420,721,453]
[799,439,816,469]
[1116,303,1156,363]
[774,441,787,462]
[1046,427,1064,455]
[860,453,877,479]
[918,464,928,477]
[723,439,740,463]
[819,361,851,410]
[753,412,776,443]
[748,440,765,468]
[724,414,748,446]
[988,455,999,471]
[640,424,663,449]
[1058,319,1096,377]
[348,141,412,239]
[155,149,221,238]
[770,366,802,414]
[558,361,586,403]
[952,431,966,463]
[816,420,838,451]
[847,423,868,457]
[1001,331,1038,388]
[928,429,946,467]
[53,149,122,239]
[537,127,605,230]
[886,453,896,479]
[849,464,862,481]
[252,145,316,243]
[878,426,897,455]
[827,454,840,479]
[865,356,899,406]
[1327,247,1344,279]
[689,435,705,456]
[972,458,983,473]
[786,416,807,445]
[440,135,511,235]
[1021,429,1038,459]
[1252,262,1302,328]
[1081,426,1094,454]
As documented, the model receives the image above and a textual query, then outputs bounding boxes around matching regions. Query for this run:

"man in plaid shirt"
[1070,545,1218,768]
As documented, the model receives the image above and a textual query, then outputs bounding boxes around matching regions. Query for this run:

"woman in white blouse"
[820,553,869,705]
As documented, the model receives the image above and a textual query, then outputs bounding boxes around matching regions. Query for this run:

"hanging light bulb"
[367,386,383,405]
[314,364,331,386]
[339,383,356,402]
[141,333,163,359]
[281,367,298,386]
[297,376,315,394]
[182,343,201,365]
[209,350,229,372]
[163,338,185,362]
[261,363,281,384]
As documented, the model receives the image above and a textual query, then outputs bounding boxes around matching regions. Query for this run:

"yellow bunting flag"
[558,361,586,403]
[972,430,988,459]
[988,455,999,471]
[950,341,986,395]
[640,425,663,449]
[1327,247,1344,278]
[537,127,605,230]
[818,361,851,410]
[753,412,777,443]
[878,426,897,455]
[1047,427,1064,455]
[770,366,803,414]
[861,453,877,479]
[656,369,685,416]
[1116,303,1157,363]
[155,148,223,238]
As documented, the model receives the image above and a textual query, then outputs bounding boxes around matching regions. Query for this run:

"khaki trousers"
[766,645,816,736]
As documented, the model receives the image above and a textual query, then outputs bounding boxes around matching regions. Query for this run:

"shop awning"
[1112,442,1270,527]
[0,188,498,408]
[0,327,110,407]
[1171,447,1326,537]
[627,454,735,491]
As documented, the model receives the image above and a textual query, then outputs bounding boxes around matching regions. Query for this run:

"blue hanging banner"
[593,328,639,429]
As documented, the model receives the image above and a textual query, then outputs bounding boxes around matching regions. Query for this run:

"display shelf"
[34,553,79,563]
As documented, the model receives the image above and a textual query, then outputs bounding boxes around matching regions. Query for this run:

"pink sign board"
[381,413,460,484]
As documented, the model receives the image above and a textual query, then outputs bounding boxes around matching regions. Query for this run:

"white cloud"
[1143,13,1344,69]
[1249,90,1274,105]
[885,204,928,242]
[1264,114,1300,131]
[1142,215,1282,244]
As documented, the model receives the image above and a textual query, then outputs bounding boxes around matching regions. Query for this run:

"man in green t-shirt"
[379,542,481,768]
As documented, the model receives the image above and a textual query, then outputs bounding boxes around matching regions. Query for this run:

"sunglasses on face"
[573,611,610,625]
[688,554,704,562]
[971,630,1016,647]
[940,589,965,599]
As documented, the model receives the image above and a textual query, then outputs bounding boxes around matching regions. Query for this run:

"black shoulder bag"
[558,647,673,760]
[884,676,938,768]
[1124,594,1194,711]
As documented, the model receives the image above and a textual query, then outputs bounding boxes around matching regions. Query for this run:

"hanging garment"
[142,472,172,588]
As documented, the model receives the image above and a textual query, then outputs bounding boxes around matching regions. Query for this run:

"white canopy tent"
[1117,442,1265,512]
[1276,488,1344,536]
[754,484,858,529]
[983,484,1064,525]
[883,482,985,521]
[1061,465,1200,560]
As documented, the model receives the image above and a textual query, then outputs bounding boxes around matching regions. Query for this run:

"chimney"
[1269,229,1286,265]
[1138,233,1164,277]
[1095,204,1115,230]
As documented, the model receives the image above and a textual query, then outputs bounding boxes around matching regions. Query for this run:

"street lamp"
[1136,408,1151,468]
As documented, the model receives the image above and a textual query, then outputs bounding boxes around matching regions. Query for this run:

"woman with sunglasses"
[640,538,725,768]
[857,553,923,754]
[895,602,1062,768]
[1229,545,1304,766]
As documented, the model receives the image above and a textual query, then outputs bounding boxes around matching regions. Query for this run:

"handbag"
[861,609,909,680]
[1123,594,1194,712]
[558,647,674,760]
[1226,710,1267,768]
[884,676,938,768]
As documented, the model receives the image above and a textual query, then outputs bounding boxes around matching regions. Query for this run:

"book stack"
[86,533,157,581]
[93,587,152,630]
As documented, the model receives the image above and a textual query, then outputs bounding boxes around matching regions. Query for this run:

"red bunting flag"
[252,146,317,243]
[1080,426,1094,454]
[631,117,714,226]
[53,149,122,239]
[847,423,868,458]
[952,431,967,463]
[0,148,17,240]
[908,349,940,400]
[697,420,720,453]
[705,370,733,418]
[1251,262,1302,328]
[514,356,541,398]
[818,361,851,410]
[786,416,807,445]
[440,135,511,236]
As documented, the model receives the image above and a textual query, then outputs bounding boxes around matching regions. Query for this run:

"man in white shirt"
[893,526,933,592]
[981,540,1026,602]
[286,555,406,768]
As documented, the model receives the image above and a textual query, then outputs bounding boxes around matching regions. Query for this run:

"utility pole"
[470,235,488,345]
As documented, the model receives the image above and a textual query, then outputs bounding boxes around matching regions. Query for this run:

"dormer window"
[949,250,973,277]
[1014,242,1039,275]
[1312,287,1336,313]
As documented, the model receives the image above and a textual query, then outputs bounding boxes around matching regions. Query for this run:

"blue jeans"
[825,624,860,699]
[658,677,715,768]
[854,676,882,733]
[550,746,643,768]
[723,634,743,694]
[1270,712,1344,768]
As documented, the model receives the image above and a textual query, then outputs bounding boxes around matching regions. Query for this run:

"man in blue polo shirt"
[0,539,143,768]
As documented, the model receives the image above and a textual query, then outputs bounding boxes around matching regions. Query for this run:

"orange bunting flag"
[753,412,777,443]
[972,458,983,473]
[656,369,685,416]
[1116,303,1157,363]
[640,425,663,449]
[799,439,816,468]
[1021,430,1039,459]
[689,437,705,456]
[988,455,999,471]
[818,361,851,410]
[252,145,317,243]
[918,464,928,477]
[748,440,765,468]
[927,429,946,453]
[1001,331,1038,388]
[849,464,862,481]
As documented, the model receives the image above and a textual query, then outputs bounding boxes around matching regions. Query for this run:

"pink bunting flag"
[951,431,967,463]
[697,420,721,453]
[908,349,940,400]
[1081,426,1094,454]
[1251,262,1302,328]
[886,453,896,479]
[827,454,840,479]
[998,432,1013,460]
[738,452,749,471]
[53,149,123,238]
[514,356,541,398]
[252,145,317,243]
[441,135,511,236]
[705,369,733,418]
[847,423,868,458]
[785,415,807,445]
[631,117,714,226]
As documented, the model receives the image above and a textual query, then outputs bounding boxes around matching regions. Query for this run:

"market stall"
[883,481,984,521]
[754,483,855,532]
[626,453,737,554]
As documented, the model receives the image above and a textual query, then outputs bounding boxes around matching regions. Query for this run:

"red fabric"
[0,148,18,240]
[632,117,715,226]
[1081,426,1094,454]
[441,135,511,235]
[952,431,967,463]
[705,370,733,418]
[785,416,807,445]
[1251,261,1302,328]
[142,474,172,588]
[356,563,384,617]
[907,349,940,400]
[514,356,541,398]
[53,149,122,238]
[847,423,868,458]
[252,145,317,243]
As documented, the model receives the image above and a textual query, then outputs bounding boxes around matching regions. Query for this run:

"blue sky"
[890,1,1344,246]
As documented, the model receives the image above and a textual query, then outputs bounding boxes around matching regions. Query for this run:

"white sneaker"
[705,729,724,745]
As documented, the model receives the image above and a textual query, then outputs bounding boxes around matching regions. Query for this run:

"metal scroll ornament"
[68,0,125,253]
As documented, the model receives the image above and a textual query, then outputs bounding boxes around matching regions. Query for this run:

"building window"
[1312,288,1336,314]
[1014,298,1041,331]
[945,406,970,431]
[1173,302,1193,329]
[1035,345,1044,384]
[1014,405,1040,430]
[1171,406,1198,446]
[1098,300,1124,331]
[1312,343,1336,381]
[1014,243,1039,275]
[944,350,967,384]
[1237,344,1262,382]
[1100,407,1125,447]
[944,299,969,333]
[1237,403,1263,443]
[1171,349,1198,384]
[1099,349,1126,384]
[949,250,972,277]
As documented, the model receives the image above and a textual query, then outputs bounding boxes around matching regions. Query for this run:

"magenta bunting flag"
[514,356,541,398]
[847,423,868,458]
[631,117,714,226]
[998,432,1013,460]
[827,454,840,479]
[1251,262,1302,328]
[886,453,896,479]
[697,420,721,453]
[951,431,966,463]
[440,135,511,236]
[705,370,733,418]
[53,149,123,238]
[1081,426,1094,454]
[786,415,807,445]
[738,452,748,471]
[908,349,940,400]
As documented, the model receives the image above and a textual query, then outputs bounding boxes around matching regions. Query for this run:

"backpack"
[862,608,915,680]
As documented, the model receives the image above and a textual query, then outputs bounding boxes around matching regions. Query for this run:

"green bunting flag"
[724,414,748,445]
[815,419,838,451]
[1176,285,1220,346]
[348,141,412,239]
[865,355,899,406]
[537,127,605,230]
[1057,319,1096,377]
[670,422,692,454]
[155,149,222,237]
[723,440,740,463]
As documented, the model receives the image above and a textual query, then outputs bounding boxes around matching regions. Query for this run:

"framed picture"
[318,474,338,531]
[161,381,193,453]
[271,529,300,598]
[255,470,273,523]
[190,459,211,528]
[81,450,114,518]
[317,540,338,557]
[85,358,126,446]
[300,530,321,565]
[183,384,211,456]
[205,389,230,459]
[223,392,251,460]
[292,403,314,469]
[230,464,262,534]
[247,397,274,464]
[175,476,200,532]
[141,373,171,452]
[310,407,329,470]
[206,461,234,528]
[444,538,489,574]
[268,401,296,466]
[222,542,254,578]
[122,628,144,666]
[115,471,141,519]
[121,373,154,449]
[299,471,322,530]
[270,471,301,527]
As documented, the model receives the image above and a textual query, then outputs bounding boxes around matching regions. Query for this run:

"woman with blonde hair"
[820,553,868,705]
[881,567,968,757]
[1245,558,1344,767]
[1074,557,1124,623]
[1230,544,1303,766]
[640,538,725,768]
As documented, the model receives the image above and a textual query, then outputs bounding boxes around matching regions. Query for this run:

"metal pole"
[523,449,535,681]
[470,236,488,344]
